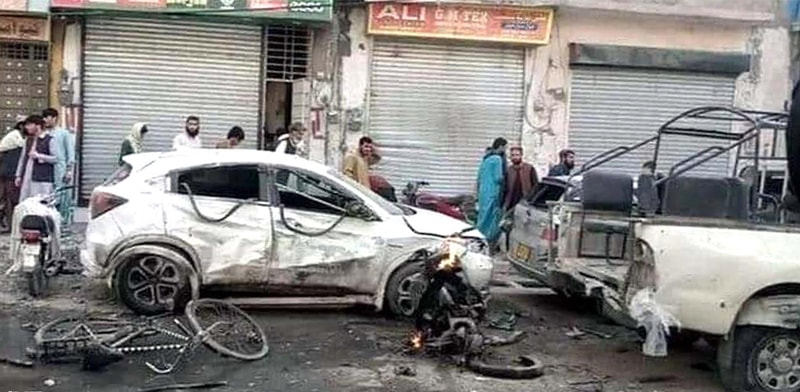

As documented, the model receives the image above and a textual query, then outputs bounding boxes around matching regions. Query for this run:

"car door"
[162,163,274,288]
[266,166,386,296]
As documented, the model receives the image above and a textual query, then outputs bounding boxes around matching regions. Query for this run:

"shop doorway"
[261,25,312,150]
[0,42,49,136]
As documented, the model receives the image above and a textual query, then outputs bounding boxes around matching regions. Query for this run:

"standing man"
[274,122,307,157]
[548,149,575,177]
[43,108,75,191]
[476,137,508,247]
[0,115,27,231]
[172,116,202,150]
[503,146,539,212]
[343,136,376,188]
[215,126,245,149]
[43,108,75,224]
[15,115,57,202]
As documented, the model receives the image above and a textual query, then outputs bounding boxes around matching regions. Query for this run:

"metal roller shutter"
[368,39,524,196]
[81,17,261,199]
[568,67,736,177]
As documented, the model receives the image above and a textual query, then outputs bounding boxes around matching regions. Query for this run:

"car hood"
[402,207,483,239]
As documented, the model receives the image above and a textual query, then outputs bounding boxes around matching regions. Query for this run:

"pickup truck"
[506,106,798,392]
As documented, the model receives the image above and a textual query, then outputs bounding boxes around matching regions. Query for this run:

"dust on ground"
[0,231,723,392]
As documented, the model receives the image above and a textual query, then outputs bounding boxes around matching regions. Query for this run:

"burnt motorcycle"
[9,186,76,297]
[402,181,476,223]
[410,240,544,379]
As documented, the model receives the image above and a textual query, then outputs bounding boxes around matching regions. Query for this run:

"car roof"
[123,149,331,176]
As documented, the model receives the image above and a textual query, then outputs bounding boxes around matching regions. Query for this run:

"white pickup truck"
[507,107,799,392]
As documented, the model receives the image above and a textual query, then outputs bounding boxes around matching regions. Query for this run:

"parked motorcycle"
[402,181,476,223]
[10,186,74,297]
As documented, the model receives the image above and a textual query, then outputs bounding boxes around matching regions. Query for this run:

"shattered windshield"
[328,168,404,216]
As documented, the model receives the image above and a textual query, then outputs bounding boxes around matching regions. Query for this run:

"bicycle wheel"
[185,299,268,361]
[34,316,130,361]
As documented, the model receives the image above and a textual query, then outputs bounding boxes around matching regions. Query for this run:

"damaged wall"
[335,2,790,177]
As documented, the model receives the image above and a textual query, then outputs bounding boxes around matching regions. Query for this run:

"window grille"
[265,25,311,81]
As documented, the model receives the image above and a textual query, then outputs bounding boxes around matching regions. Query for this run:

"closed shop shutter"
[368,39,524,196]
[81,17,261,199]
[568,67,736,178]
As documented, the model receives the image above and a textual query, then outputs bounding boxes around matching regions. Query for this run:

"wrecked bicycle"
[32,298,269,374]
[410,240,543,379]
[6,186,79,297]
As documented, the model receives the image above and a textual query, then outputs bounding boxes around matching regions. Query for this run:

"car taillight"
[540,226,557,241]
[90,192,128,219]
[21,230,41,243]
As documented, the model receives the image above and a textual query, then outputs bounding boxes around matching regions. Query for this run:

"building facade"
[47,0,335,199]
[0,0,50,136]
[333,0,790,196]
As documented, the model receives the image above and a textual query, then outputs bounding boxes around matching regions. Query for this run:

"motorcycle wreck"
[407,240,543,379]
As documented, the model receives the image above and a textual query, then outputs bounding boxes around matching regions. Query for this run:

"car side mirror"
[345,200,377,221]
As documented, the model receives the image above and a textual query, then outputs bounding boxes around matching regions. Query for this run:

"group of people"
[0,109,76,232]
[476,139,577,248]
[117,116,309,165]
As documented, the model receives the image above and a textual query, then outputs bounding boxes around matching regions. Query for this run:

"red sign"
[367,3,553,45]
[118,0,165,8]
[51,0,86,7]
[248,0,284,10]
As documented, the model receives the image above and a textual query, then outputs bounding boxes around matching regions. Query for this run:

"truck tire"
[385,262,426,319]
[718,326,800,392]
[115,248,192,315]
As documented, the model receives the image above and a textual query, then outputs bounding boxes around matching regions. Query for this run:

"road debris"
[488,311,518,331]
[138,381,228,392]
[629,289,680,357]
[637,374,678,384]
[394,365,417,377]
[0,356,34,368]
[566,326,586,339]
[581,327,614,339]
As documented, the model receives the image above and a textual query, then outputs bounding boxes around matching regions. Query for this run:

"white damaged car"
[82,150,492,315]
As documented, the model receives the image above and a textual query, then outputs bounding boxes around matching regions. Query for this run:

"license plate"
[515,244,531,261]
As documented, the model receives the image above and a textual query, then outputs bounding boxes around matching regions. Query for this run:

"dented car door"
[162,164,273,287]
[267,167,386,296]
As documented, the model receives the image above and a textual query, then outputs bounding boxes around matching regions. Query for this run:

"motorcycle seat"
[20,215,56,232]
[444,195,474,206]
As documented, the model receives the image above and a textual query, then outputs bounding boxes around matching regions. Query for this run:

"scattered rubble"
[138,381,228,392]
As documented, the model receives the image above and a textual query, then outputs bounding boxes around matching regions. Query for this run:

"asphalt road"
[0,285,724,392]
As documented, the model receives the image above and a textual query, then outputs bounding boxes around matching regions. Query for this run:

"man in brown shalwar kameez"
[503,146,539,212]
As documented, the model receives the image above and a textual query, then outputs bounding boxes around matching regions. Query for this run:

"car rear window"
[103,163,133,186]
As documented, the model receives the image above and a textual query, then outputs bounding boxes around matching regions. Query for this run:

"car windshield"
[327,168,404,216]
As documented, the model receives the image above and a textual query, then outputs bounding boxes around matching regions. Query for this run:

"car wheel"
[115,250,192,315]
[718,326,800,392]
[385,262,427,318]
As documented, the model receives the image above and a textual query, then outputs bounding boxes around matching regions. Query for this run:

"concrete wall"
[335,3,790,177]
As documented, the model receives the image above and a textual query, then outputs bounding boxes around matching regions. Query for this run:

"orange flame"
[410,330,424,350]
[437,250,458,271]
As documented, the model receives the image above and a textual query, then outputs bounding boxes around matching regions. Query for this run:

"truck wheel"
[385,262,427,318]
[718,326,800,392]
[115,249,192,315]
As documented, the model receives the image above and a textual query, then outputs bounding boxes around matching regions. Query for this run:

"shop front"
[364,2,553,196]
[49,0,331,199]
[0,10,50,136]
